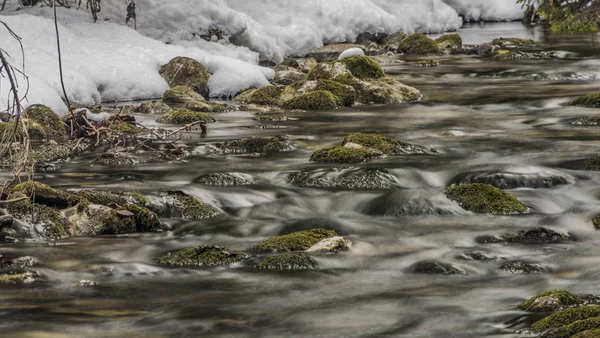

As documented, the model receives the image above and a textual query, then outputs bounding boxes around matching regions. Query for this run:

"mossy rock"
[24,104,67,141]
[571,93,600,108]
[138,101,172,114]
[543,317,600,338]
[307,62,352,82]
[573,329,600,338]
[153,191,218,219]
[408,260,466,275]
[532,306,600,332]
[156,245,249,267]
[29,143,71,163]
[121,203,162,233]
[572,116,600,126]
[246,86,283,106]
[518,290,583,312]
[156,109,215,124]
[74,190,147,207]
[218,136,294,154]
[310,146,381,163]
[94,152,140,166]
[435,34,462,49]
[444,183,528,215]
[254,253,316,271]
[501,261,545,274]
[10,181,80,209]
[338,56,384,80]
[341,133,425,155]
[490,37,539,47]
[249,228,337,253]
[498,227,573,245]
[282,90,339,110]
[398,34,440,55]
[593,213,600,229]
[356,78,422,104]
[313,80,356,107]
[184,100,228,113]
[159,57,211,98]
[7,192,68,239]
[162,86,207,105]
[585,154,600,171]
[0,271,40,284]
[287,168,398,190]
[195,172,255,186]
[273,70,306,85]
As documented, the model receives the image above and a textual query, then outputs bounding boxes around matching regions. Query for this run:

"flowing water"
[4,22,600,338]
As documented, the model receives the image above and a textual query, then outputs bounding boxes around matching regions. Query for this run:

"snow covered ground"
[0,0,524,114]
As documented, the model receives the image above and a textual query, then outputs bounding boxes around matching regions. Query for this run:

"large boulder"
[435,34,462,50]
[444,183,528,215]
[356,78,422,104]
[159,57,211,98]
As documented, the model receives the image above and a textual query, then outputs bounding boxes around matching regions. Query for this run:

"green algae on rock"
[156,109,215,124]
[218,136,294,154]
[435,34,462,50]
[585,154,600,171]
[408,260,466,275]
[338,56,385,80]
[398,34,440,55]
[313,80,356,107]
[309,146,382,163]
[531,306,600,332]
[342,133,426,155]
[138,101,172,114]
[571,93,600,108]
[254,253,316,271]
[490,37,539,47]
[356,78,422,104]
[156,245,249,267]
[444,183,528,215]
[249,228,337,253]
[573,329,600,338]
[245,85,284,106]
[10,181,80,209]
[155,191,218,219]
[542,317,600,338]
[0,271,40,284]
[159,57,211,98]
[283,90,339,110]
[519,290,583,312]
[24,104,68,141]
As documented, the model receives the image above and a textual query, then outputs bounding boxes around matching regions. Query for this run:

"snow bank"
[442,0,523,22]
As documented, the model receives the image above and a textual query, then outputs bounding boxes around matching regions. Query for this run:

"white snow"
[338,48,365,60]
[0,0,525,115]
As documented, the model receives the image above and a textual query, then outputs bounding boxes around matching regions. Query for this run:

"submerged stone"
[249,228,338,254]
[572,116,600,126]
[444,183,528,215]
[586,154,600,171]
[254,253,316,271]
[519,290,583,312]
[94,152,140,166]
[159,56,211,98]
[571,93,600,108]
[500,261,545,274]
[156,245,249,267]
[195,172,255,186]
[0,271,40,284]
[287,168,398,190]
[217,136,295,154]
[309,146,382,163]
[342,133,426,155]
[450,169,573,189]
[490,37,539,48]
[156,108,215,124]
[408,260,466,275]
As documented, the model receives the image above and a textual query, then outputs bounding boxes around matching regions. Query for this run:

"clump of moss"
[314,80,356,107]
[10,181,80,209]
[219,136,293,154]
[571,93,600,108]
[586,154,600,171]
[435,34,462,49]
[247,86,283,106]
[122,203,162,233]
[333,72,361,88]
[398,34,440,55]
[593,213,600,229]
[307,63,334,81]
[310,146,380,163]
[163,86,206,105]
[156,245,249,267]
[531,306,600,332]
[444,183,528,215]
[518,290,583,312]
[249,228,337,253]
[341,133,417,155]
[162,191,218,219]
[156,109,215,124]
[159,57,211,98]
[338,56,384,80]
[24,104,67,141]
[490,37,538,47]
[254,253,316,271]
[75,190,128,206]
[549,317,600,338]
[283,90,339,110]
[573,329,600,338]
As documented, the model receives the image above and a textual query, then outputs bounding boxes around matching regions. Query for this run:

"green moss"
[6,193,68,239]
[314,80,356,107]
[247,86,283,106]
[185,101,227,113]
[573,329,600,338]
[156,245,249,267]
[307,63,334,81]
[122,203,162,233]
[76,190,128,206]
[435,34,462,49]
[283,90,339,110]
[518,290,582,312]
[10,181,80,209]
[156,109,215,124]
[163,86,205,104]
[29,144,71,163]
[249,228,337,253]
[356,78,422,104]
[398,34,440,55]
[490,37,538,47]
[122,191,148,205]
[547,9,599,33]
[341,133,412,155]
[551,317,600,338]
[594,213,600,229]
[586,154,600,171]
[179,194,218,219]
[444,183,528,215]
[338,56,384,80]
[310,146,380,163]
[333,72,361,88]
[159,57,211,98]
[531,306,600,332]
[0,271,39,284]
[220,136,292,154]
[24,104,67,141]
[254,253,315,271]
[571,93,600,108]
[111,119,141,134]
